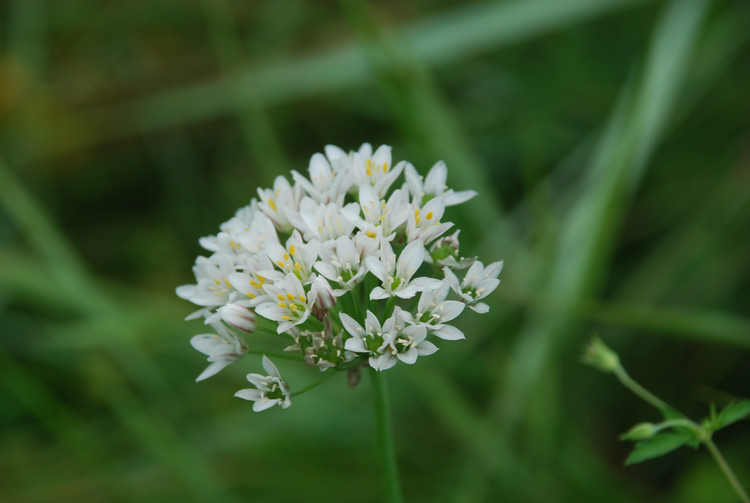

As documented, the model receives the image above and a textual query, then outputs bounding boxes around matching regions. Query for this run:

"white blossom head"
[177,143,501,411]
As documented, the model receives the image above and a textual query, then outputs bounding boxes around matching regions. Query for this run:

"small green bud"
[582,336,620,373]
[620,422,658,441]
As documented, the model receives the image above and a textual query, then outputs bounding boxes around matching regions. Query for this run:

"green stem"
[369,368,403,503]
[612,360,749,502]
[704,438,750,503]
[291,371,337,397]
[613,364,670,412]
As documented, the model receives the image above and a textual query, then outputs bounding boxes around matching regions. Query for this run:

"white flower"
[255,273,312,333]
[365,240,442,300]
[176,253,237,307]
[356,185,410,239]
[341,311,398,371]
[292,152,352,204]
[410,283,465,340]
[314,235,368,289]
[444,260,503,313]
[406,196,453,245]
[351,144,405,197]
[190,324,249,382]
[389,307,438,364]
[198,202,259,257]
[257,176,301,233]
[295,197,359,242]
[235,355,291,411]
[227,253,275,304]
[178,142,502,400]
[262,230,319,284]
[404,160,477,206]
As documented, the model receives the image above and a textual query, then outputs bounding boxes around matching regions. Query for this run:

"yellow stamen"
[289,304,298,311]
[286,293,295,301]
[213,278,221,285]
[276,260,286,268]
[283,253,290,261]
[298,294,306,302]
[383,161,389,173]
[278,302,287,308]
[268,199,277,211]
[366,231,376,239]
[247,293,256,299]
[282,315,291,321]
[426,211,433,220]
[289,245,295,255]
[414,208,421,225]
[277,294,285,301]
[295,262,302,271]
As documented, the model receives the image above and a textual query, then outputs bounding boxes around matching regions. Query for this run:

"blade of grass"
[199,0,289,184]
[25,0,652,162]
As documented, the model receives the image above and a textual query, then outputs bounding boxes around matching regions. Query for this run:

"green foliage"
[1,0,750,501]
[711,401,750,432]
[624,432,698,466]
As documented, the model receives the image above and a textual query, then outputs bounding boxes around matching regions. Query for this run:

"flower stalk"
[370,367,403,503]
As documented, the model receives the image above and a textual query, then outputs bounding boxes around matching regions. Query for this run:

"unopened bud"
[218,303,257,333]
[620,422,657,441]
[582,336,620,373]
[311,277,337,310]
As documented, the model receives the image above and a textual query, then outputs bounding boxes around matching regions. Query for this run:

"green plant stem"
[613,364,670,412]
[704,438,750,503]
[291,372,337,397]
[369,368,403,503]
[612,360,749,502]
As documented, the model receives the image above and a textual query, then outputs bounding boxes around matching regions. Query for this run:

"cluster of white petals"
[177,143,502,411]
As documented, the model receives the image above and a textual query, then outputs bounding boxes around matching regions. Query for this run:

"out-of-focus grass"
[1,1,749,502]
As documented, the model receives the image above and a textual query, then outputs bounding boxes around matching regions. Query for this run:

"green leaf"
[624,432,693,466]
[713,400,750,431]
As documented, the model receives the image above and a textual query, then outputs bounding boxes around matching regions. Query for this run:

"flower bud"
[311,276,337,310]
[620,422,657,441]
[582,337,620,373]
[430,230,460,263]
[218,303,257,333]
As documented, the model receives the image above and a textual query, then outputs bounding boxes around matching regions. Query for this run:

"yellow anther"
[298,294,306,302]
[283,253,290,261]
[379,216,386,221]
[366,165,372,177]
[249,280,258,287]
[268,199,277,211]
[277,294,285,301]
[289,245,295,255]
[224,278,233,288]
[276,260,286,268]
[289,304,298,311]
[213,278,221,285]
[414,208,421,225]
[286,292,295,301]
[278,302,287,308]
[366,231,376,239]
[282,315,291,321]
[295,262,302,271]
[246,293,256,299]
[426,211,434,220]
[383,161,389,173]
[275,188,281,196]
[257,275,265,284]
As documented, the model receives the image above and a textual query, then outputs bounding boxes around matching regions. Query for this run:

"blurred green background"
[1,0,749,501]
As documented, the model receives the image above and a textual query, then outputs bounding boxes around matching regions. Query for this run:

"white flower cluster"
[177,143,502,411]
